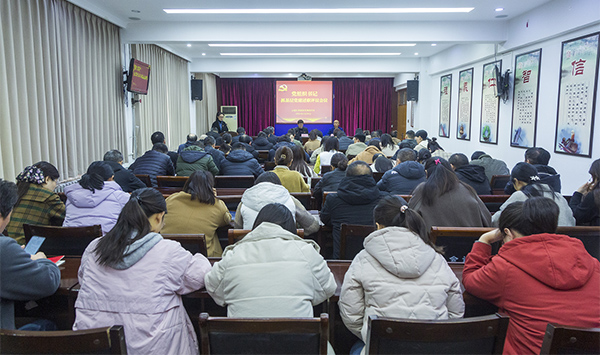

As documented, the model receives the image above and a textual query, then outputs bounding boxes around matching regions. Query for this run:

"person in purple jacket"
[63,161,129,234]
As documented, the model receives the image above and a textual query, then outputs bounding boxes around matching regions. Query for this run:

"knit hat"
[511,162,540,183]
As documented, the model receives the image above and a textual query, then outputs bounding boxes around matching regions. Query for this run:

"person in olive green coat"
[176,144,219,176]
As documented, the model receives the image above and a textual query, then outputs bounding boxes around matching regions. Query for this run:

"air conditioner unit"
[220,106,238,132]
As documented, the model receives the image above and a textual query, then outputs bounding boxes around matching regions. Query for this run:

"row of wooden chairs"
[3,315,597,354]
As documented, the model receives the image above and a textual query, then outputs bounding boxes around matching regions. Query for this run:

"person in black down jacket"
[268,136,297,161]
[252,131,274,151]
[211,111,229,134]
[220,143,265,177]
[320,161,398,259]
[103,149,147,191]
[505,147,561,194]
[377,148,426,195]
[128,143,175,187]
[314,153,348,207]
[203,136,226,170]
[238,135,259,159]
[569,159,600,226]
[176,143,219,177]
[449,153,491,195]
[266,126,279,145]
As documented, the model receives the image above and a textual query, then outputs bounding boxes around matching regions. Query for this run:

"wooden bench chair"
[339,223,376,260]
[135,174,152,187]
[490,175,510,195]
[162,234,208,256]
[365,313,510,354]
[0,326,127,354]
[320,165,332,174]
[156,175,188,188]
[478,195,510,213]
[23,224,103,257]
[303,176,322,190]
[539,323,600,354]
[228,229,304,245]
[291,192,313,211]
[257,150,270,162]
[217,195,243,211]
[199,313,329,355]
[215,175,255,188]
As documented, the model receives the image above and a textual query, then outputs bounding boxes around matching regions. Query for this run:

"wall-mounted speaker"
[407,80,419,101]
[191,79,203,101]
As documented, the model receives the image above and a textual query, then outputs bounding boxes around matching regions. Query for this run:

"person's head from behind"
[373,195,441,253]
[335,129,347,138]
[371,130,382,138]
[331,153,348,172]
[275,146,293,166]
[278,135,291,143]
[353,134,366,143]
[448,153,469,170]
[355,128,364,136]
[239,135,252,144]
[589,159,600,185]
[428,137,444,153]
[257,131,267,139]
[95,188,167,267]
[222,133,232,145]
[183,170,215,205]
[309,129,318,141]
[525,147,551,165]
[405,130,415,139]
[346,161,373,177]
[255,172,282,186]
[186,134,198,143]
[297,120,304,128]
[391,130,398,138]
[0,179,18,230]
[104,149,124,164]
[16,161,60,196]
[415,130,427,144]
[380,133,394,148]
[421,158,458,206]
[79,161,114,193]
[151,131,165,145]
[471,151,486,161]
[417,149,431,164]
[510,162,540,192]
[231,142,246,151]
[498,197,559,243]
[368,139,381,148]
[152,143,168,154]
[236,127,246,136]
[374,156,393,173]
[290,145,307,165]
[324,136,339,152]
[204,136,216,148]
[397,148,417,163]
[252,203,296,234]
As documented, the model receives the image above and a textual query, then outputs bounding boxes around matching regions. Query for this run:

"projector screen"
[275,81,333,124]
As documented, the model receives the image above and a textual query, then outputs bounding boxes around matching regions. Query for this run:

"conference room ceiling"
[68,0,553,77]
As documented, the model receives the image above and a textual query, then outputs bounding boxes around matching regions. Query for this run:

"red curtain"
[333,78,394,135]
[220,78,275,135]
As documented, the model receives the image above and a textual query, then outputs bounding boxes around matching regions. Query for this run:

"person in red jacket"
[463,197,600,355]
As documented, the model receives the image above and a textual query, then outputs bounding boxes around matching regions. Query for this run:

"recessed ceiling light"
[220,53,402,56]
[164,8,474,14]
[495,15,508,18]
[187,44,192,47]
[431,43,437,46]
[414,52,419,55]
[495,8,504,12]
[201,53,206,56]
[209,43,416,47]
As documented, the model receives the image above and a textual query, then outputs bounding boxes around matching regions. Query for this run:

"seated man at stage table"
[292,120,309,141]
[327,119,344,136]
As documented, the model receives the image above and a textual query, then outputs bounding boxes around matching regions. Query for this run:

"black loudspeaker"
[407,80,419,101]
[191,79,203,101]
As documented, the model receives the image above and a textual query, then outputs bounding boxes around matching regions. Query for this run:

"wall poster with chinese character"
[457,68,473,140]
[480,61,501,144]
[439,74,452,138]
[555,32,599,157]
[511,49,541,149]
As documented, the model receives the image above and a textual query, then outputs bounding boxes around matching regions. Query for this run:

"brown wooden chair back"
[322,191,336,207]
[0,326,127,354]
[156,176,188,188]
[320,165,332,174]
[290,192,312,210]
[429,227,496,263]
[478,195,510,213]
[366,313,510,354]
[216,188,247,196]
[135,174,152,187]
[257,150,270,162]
[199,312,329,355]
[217,195,243,211]
[215,175,255,188]
[339,223,376,260]
[228,229,304,245]
[162,234,207,256]
[539,323,600,354]
[490,175,510,195]
[23,224,103,257]
[264,162,277,171]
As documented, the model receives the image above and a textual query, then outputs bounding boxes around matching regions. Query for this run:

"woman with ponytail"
[73,188,211,354]
[63,161,129,234]
[6,162,65,244]
[339,195,464,355]
[313,153,348,206]
[272,146,310,193]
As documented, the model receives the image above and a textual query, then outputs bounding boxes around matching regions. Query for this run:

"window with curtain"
[130,44,190,156]
[0,0,126,180]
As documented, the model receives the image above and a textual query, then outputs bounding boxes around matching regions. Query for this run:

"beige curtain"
[131,44,190,155]
[0,0,126,181]
[193,73,219,135]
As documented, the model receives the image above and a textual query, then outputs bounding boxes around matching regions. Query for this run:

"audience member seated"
[273,147,310,193]
[463,197,600,355]
[265,126,278,145]
[321,161,395,259]
[349,140,383,164]
[103,149,146,192]
[408,158,492,230]
[268,135,296,162]
[429,137,452,160]
[290,145,318,179]
[233,172,319,235]
[206,203,336,318]
[219,133,233,155]
[390,130,401,145]
[366,130,381,145]
[5,162,65,244]
[470,151,510,181]
[379,134,399,158]
[252,131,273,151]
[505,147,561,194]
[176,142,219,177]
[570,159,600,225]
[128,143,175,187]
[345,134,367,158]
[206,127,223,146]
[203,136,226,170]
[220,143,264,178]
[73,188,211,354]
[449,153,491,195]
[0,179,60,330]
[327,119,344,136]
[288,130,303,147]
[314,136,339,174]
[336,129,354,151]
[231,127,251,144]
[211,111,229,134]
[292,119,309,141]
[238,134,259,159]
[162,171,231,257]
[493,162,574,226]
[371,154,393,173]
[177,133,199,154]
[377,148,425,195]
[416,148,431,165]
[413,130,429,151]
[304,129,322,155]
[314,153,348,207]
[63,161,129,234]
[400,130,418,149]
[339,196,464,354]
[151,131,179,170]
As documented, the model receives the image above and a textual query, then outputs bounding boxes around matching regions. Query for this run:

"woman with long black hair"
[570,158,600,225]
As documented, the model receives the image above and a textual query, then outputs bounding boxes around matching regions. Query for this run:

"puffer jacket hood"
[227,149,254,163]
[179,146,208,163]
[65,181,125,208]
[396,161,426,180]
[240,182,296,229]
[364,227,436,278]
[499,233,596,290]
[338,174,380,205]
[455,164,487,183]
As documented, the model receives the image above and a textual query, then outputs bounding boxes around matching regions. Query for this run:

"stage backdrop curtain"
[131,44,190,156]
[220,78,275,136]
[0,0,126,180]
[333,78,394,135]
[193,73,218,136]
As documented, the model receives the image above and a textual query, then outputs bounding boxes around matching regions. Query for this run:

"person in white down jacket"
[338,195,465,355]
